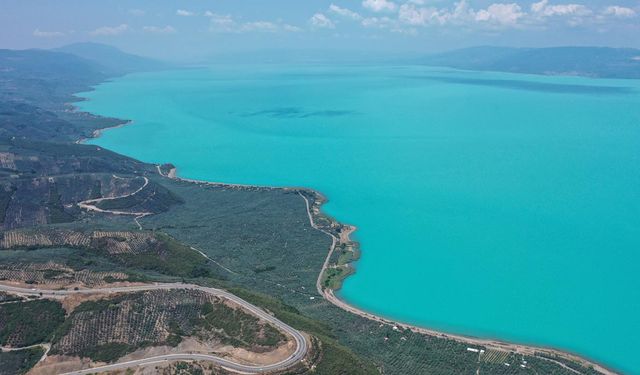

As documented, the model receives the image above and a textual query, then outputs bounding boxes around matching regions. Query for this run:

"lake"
[78,65,640,373]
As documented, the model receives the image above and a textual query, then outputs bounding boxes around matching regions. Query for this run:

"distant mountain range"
[1,43,169,85]
[0,43,170,140]
[3,43,639,82]
[423,46,640,79]
[0,48,106,85]
[54,42,171,75]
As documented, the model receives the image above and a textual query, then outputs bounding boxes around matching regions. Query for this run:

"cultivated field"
[0,261,127,287]
[0,228,210,279]
[52,289,288,362]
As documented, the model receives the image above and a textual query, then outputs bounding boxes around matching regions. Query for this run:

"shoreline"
[298,193,620,375]
[78,91,620,375]
[74,112,132,145]
[159,164,619,375]
[156,164,313,192]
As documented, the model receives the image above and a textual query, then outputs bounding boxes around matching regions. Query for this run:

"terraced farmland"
[0,261,128,286]
[91,231,157,255]
[0,229,210,278]
[0,229,151,251]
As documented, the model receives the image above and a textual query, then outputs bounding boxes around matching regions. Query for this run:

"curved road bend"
[77,176,152,217]
[0,283,308,374]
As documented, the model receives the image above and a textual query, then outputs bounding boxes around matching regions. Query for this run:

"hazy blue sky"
[1,0,638,60]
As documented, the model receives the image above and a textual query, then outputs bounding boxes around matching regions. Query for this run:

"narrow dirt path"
[77,176,152,228]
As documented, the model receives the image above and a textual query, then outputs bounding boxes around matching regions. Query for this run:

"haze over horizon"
[1,0,638,62]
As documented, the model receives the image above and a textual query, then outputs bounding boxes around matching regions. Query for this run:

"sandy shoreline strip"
[156,165,305,191]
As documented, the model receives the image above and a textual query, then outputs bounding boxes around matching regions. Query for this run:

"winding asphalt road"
[0,283,308,374]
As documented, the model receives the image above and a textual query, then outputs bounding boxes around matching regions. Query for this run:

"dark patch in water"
[407,75,633,95]
[242,107,356,119]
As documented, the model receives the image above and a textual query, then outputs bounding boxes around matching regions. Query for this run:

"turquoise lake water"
[78,65,640,373]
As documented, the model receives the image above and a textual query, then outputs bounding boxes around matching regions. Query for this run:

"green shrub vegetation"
[0,185,16,224]
[531,353,603,375]
[81,342,137,363]
[194,300,285,348]
[321,267,352,290]
[0,292,23,303]
[166,334,182,347]
[95,181,183,213]
[47,182,75,224]
[0,347,45,375]
[228,287,334,339]
[114,233,211,278]
[0,299,65,347]
[171,362,205,375]
[227,287,377,375]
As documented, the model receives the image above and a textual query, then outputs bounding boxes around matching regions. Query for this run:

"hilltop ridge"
[54,42,172,75]
[424,46,640,78]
